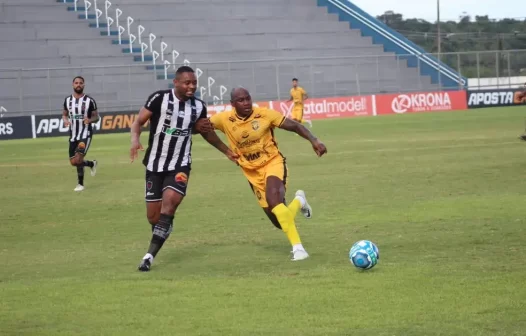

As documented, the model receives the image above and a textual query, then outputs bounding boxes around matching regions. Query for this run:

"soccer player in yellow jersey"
[288,78,312,127]
[207,87,327,261]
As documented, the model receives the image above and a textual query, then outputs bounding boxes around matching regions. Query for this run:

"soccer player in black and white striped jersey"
[130,66,239,272]
[62,76,99,192]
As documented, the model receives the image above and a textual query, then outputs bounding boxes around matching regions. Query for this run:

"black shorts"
[145,166,191,202]
[69,137,92,159]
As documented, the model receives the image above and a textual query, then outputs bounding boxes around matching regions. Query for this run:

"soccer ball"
[349,240,379,270]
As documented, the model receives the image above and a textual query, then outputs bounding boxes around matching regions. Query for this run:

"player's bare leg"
[139,189,182,272]
[266,176,309,261]
[70,152,96,192]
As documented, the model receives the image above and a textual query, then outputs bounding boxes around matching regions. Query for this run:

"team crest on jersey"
[251,120,259,131]
[175,172,188,186]
[146,181,153,190]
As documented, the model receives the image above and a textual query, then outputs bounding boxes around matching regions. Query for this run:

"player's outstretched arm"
[130,107,152,163]
[200,131,240,164]
[279,118,327,157]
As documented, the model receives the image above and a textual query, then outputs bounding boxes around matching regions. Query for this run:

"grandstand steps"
[0,0,441,114]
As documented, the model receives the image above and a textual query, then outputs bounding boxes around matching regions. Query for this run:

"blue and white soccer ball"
[349,240,379,270]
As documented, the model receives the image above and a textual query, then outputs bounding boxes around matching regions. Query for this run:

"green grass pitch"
[1,106,525,335]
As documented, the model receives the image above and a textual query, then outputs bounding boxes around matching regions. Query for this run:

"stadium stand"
[0,0,464,115]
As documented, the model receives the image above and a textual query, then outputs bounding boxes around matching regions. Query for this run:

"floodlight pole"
[437,0,442,89]
[437,0,441,58]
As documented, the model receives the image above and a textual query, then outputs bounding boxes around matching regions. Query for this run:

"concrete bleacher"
[0,0,439,115]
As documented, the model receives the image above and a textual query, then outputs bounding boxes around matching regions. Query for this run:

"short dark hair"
[175,66,195,78]
[292,78,298,81]
[73,76,85,83]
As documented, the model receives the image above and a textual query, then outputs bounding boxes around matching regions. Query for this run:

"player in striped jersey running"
[130,66,238,272]
[62,76,99,192]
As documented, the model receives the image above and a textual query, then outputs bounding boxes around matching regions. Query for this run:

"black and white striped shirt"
[142,89,207,172]
[63,94,97,142]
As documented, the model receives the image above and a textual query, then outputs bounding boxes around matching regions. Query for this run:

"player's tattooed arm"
[130,107,152,163]
[90,110,100,123]
[279,119,327,157]
[200,131,240,163]
[85,110,99,124]
[62,109,71,127]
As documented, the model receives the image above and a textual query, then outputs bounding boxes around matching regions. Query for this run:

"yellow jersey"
[210,107,285,170]
[290,86,306,105]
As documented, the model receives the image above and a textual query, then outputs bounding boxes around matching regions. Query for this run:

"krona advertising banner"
[466,89,526,108]
[375,90,467,115]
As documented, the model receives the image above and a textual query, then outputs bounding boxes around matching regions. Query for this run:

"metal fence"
[1,50,525,116]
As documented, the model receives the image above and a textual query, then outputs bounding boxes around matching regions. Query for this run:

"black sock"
[76,166,84,185]
[83,160,94,168]
[147,214,174,258]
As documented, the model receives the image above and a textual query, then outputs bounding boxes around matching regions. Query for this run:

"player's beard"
[74,87,84,94]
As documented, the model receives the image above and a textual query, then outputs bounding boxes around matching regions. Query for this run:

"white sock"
[143,253,154,262]
[292,244,305,252]
[295,195,306,208]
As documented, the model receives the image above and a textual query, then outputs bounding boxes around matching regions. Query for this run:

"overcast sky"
[350,0,521,22]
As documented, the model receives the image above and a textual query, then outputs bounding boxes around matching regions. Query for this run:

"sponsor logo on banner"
[33,111,149,138]
[272,96,373,119]
[0,122,13,135]
[467,89,526,108]
[0,116,34,140]
[100,113,149,131]
[35,118,75,135]
[376,90,467,115]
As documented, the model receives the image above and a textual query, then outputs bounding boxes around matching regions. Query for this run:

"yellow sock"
[272,203,302,246]
[287,198,301,218]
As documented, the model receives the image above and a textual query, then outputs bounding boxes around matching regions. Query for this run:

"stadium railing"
[1,50,525,116]
[63,0,228,104]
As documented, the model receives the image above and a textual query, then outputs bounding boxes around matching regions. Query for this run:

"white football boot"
[295,190,312,219]
[74,184,85,192]
[291,247,310,261]
[90,160,97,177]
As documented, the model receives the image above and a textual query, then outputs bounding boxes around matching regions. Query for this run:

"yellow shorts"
[242,156,288,208]
[291,105,304,121]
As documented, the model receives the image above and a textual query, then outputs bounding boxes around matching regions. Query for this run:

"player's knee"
[146,212,159,225]
[161,196,182,215]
